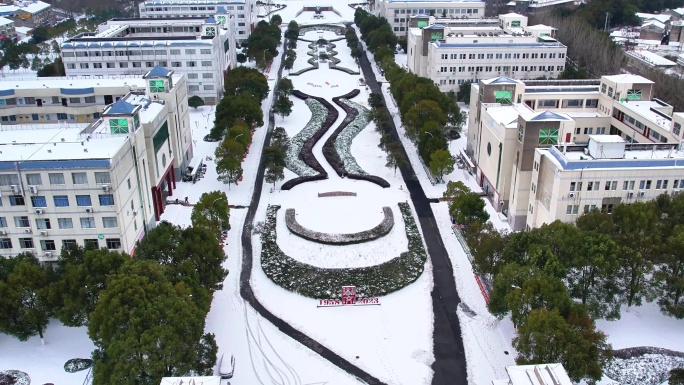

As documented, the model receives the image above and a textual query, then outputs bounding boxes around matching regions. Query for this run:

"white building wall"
[378,0,485,34]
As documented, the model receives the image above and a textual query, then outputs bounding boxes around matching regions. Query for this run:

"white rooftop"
[18,0,50,13]
[627,50,676,67]
[0,124,128,162]
[603,74,654,84]
[124,93,165,124]
[0,5,20,12]
[0,16,12,26]
[506,364,572,385]
[589,134,626,143]
[642,19,666,29]
[636,12,671,23]
[159,376,221,385]
[0,77,147,91]
[14,26,31,35]
[618,100,674,131]
[486,103,533,128]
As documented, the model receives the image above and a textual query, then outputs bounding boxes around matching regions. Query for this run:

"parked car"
[219,353,235,379]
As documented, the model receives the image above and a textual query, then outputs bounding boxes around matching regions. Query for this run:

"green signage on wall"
[430,32,443,40]
[417,20,428,28]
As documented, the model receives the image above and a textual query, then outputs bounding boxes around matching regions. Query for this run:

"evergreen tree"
[429,149,455,183]
[215,139,244,189]
[273,94,293,119]
[191,191,231,241]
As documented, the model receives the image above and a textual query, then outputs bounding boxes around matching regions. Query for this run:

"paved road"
[353,28,469,385]
[238,40,386,385]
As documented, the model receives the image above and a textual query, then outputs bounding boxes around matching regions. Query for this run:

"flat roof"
[0,16,12,26]
[388,0,482,2]
[603,74,654,84]
[433,41,565,49]
[589,134,626,143]
[19,0,50,13]
[506,364,573,385]
[543,144,684,172]
[485,104,533,128]
[627,50,677,67]
[0,77,146,93]
[141,0,246,4]
[0,124,125,163]
[124,93,165,124]
[617,100,673,131]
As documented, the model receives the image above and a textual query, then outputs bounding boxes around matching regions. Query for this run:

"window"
[607,204,614,214]
[584,205,590,214]
[566,205,573,214]
[171,61,182,67]
[67,63,76,69]
[106,63,115,68]
[201,61,212,66]
[0,238,11,249]
[84,239,99,248]
[570,182,576,191]
[587,181,599,191]
[200,49,211,54]
[85,96,96,103]
[49,173,65,185]
[663,180,669,189]
[76,195,92,206]
[674,122,682,137]
[119,62,128,68]
[185,49,196,55]
[0,174,19,186]
[566,99,581,107]
[0,217,5,227]
[103,217,118,228]
[202,73,213,79]
[80,217,96,229]
[538,128,559,145]
[80,63,89,69]
[19,238,34,249]
[646,180,652,189]
[170,49,181,55]
[14,216,30,227]
[31,196,47,207]
[93,63,102,69]
[186,61,196,67]
[8,194,25,206]
[187,73,199,79]
[94,172,111,184]
[36,218,52,230]
[106,238,122,250]
[58,218,73,229]
[203,85,214,91]
[39,239,56,251]
[52,195,69,207]
[495,90,512,104]
[626,89,642,100]
[26,173,42,185]
[99,194,114,206]
[675,180,681,189]
[518,124,524,142]
[72,172,88,184]
[188,85,200,91]
[62,239,77,249]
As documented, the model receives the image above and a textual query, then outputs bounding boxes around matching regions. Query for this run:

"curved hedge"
[321,90,390,188]
[285,206,393,245]
[282,90,338,190]
[260,202,427,298]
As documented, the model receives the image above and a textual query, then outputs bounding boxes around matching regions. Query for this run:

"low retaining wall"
[318,191,357,197]
[285,206,393,245]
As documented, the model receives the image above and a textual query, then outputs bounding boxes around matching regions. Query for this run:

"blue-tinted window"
[31,196,47,207]
[53,195,69,207]
[76,195,92,206]
[99,194,114,206]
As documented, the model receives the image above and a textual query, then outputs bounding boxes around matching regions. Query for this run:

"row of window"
[569,179,684,192]
[0,237,121,251]
[143,5,244,11]
[439,65,564,73]
[0,113,99,123]
[67,60,214,70]
[3,194,115,207]
[0,216,118,229]
[535,99,599,108]
[63,48,213,57]
[393,8,479,15]
[566,204,614,215]
[0,96,101,106]
[0,172,110,186]
[574,126,607,135]
[439,52,565,60]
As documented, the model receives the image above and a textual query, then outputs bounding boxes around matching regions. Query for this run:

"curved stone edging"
[322,90,390,188]
[261,202,427,299]
[240,38,386,385]
[282,90,338,190]
[285,206,393,245]
[285,98,327,176]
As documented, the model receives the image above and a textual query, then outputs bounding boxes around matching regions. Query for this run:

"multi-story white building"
[138,0,255,40]
[0,16,15,39]
[0,67,193,258]
[407,13,567,92]
[465,74,684,231]
[61,16,237,104]
[374,0,485,35]
[0,77,145,125]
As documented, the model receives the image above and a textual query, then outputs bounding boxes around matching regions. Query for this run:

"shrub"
[286,207,394,244]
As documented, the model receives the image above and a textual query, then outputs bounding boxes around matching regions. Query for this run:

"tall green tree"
[385,141,407,176]
[273,94,293,119]
[191,191,231,241]
[464,221,507,280]
[215,139,244,189]
[449,188,489,225]
[270,126,290,150]
[403,100,446,141]
[188,95,205,109]
[513,308,611,383]
[47,247,128,327]
[223,66,270,100]
[88,261,217,385]
[0,255,53,343]
[429,149,455,183]
[654,225,684,318]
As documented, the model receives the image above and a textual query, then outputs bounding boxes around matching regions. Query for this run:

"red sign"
[341,285,357,305]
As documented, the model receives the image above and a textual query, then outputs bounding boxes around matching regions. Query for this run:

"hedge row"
[282,90,339,190]
[284,97,327,177]
[260,203,427,298]
[285,206,394,245]
[321,90,390,188]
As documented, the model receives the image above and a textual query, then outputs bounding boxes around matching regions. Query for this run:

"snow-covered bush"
[603,352,684,385]
[260,202,427,298]
[285,207,393,244]
[334,98,370,175]
[285,98,327,177]
[0,371,30,385]
[64,358,94,373]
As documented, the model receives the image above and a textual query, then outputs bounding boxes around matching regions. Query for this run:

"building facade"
[138,0,255,41]
[466,74,684,231]
[0,68,193,259]
[407,13,567,92]
[60,16,236,104]
[0,15,14,38]
[375,0,485,35]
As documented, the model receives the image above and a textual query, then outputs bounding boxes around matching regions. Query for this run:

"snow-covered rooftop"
[603,74,654,84]
[627,49,677,67]
[14,26,31,35]
[0,77,147,91]
[636,12,671,23]
[0,16,12,26]
[506,363,573,385]
[617,100,674,131]
[17,0,50,13]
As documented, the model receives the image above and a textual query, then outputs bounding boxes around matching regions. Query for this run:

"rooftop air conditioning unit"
[43,252,53,258]
[29,185,38,194]
[638,191,645,197]
[569,192,575,197]
[35,208,44,214]
[628,191,634,197]
[10,185,22,194]
[85,207,94,213]
[40,230,48,236]
[132,209,138,216]
[101,184,111,191]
